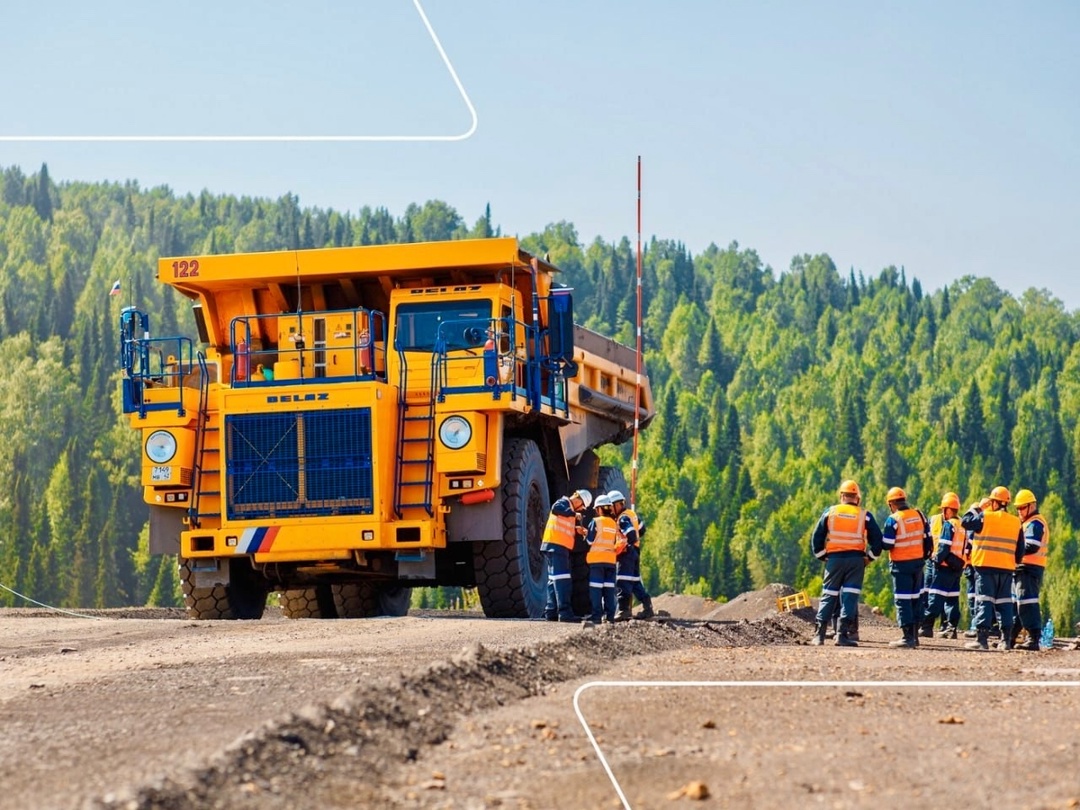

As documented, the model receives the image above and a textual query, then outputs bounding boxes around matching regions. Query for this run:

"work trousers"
[890,558,925,627]
[919,558,935,621]
[963,565,976,627]
[1014,566,1044,634]
[589,563,617,622]
[925,567,962,629]
[974,566,1015,634]
[617,546,650,605]
[816,553,864,634]
[542,545,576,621]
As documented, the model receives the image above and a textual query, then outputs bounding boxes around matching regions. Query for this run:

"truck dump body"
[121,237,653,619]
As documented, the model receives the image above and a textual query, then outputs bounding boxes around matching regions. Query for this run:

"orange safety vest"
[586,516,621,565]
[929,513,965,565]
[888,508,926,562]
[620,508,641,548]
[1021,514,1048,568]
[542,511,578,551]
[824,504,867,554]
[969,509,1021,570]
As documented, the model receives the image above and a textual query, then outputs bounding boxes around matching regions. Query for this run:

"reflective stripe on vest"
[621,508,641,548]
[824,504,867,554]
[543,512,577,550]
[587,516,620,565]
[1021,514,1048,568]
[970,509,1021,570]
[889,508,925,562]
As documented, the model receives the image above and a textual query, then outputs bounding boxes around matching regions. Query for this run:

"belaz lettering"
[266,393,329,403]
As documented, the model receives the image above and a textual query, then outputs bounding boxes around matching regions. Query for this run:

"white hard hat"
[573,489,592,509]
[607,490,626,503]
[593,494,611,508]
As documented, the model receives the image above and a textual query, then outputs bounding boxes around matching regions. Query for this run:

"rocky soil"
[2,586,1079,810]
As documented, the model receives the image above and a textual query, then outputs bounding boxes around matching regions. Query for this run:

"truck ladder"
[392,350,437,519]
[188,353,222,528]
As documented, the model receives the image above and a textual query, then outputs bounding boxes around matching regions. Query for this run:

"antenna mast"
[631,156,643,509]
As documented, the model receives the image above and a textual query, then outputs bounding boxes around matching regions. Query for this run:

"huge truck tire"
[280,585,336,619]
[474,437,549,618]
[179,556,268,620]
[332,583,411,618]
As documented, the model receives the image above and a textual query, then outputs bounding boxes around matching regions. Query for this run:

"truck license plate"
[151,466,171,481]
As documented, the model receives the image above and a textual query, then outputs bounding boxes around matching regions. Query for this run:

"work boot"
[999,626,1015,650]
[937,625,958,639]
[965,631,990,651]
[963,628,978,639]
[810,622,827,646]
[918,619,935,638]
[889,625,917,648]
[635,597,655,620]
[988,624,1002,640]
[615,608,633,622]
[836,630,858,647]
[1016,636,1040,651]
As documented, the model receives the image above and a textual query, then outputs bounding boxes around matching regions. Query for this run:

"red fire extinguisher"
[236,340,249,381]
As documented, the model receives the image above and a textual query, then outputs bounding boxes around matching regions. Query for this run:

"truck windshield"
[394,300,492,352]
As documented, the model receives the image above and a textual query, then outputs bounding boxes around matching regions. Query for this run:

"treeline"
[2,163,1079,629]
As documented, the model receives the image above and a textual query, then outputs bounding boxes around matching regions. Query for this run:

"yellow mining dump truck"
[119,237,653,619]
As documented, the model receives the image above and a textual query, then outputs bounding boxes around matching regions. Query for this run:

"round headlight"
[438,416,472,450]
[146,430,177,463]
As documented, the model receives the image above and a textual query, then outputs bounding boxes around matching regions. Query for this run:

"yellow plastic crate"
[776,591,811,612]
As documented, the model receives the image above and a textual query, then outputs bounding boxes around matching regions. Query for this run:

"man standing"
[809,480,883,647]
[541,488,591,622]
[1011,489,1048,651]
[584,494,622,624]
[962,486,1024,651]
[610,490,654,620]
[882,487,932,648]
[922,492,965,638]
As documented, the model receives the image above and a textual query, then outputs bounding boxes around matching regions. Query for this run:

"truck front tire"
[474,437,549,618]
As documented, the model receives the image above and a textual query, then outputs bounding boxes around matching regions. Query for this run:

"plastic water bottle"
[1040,618,1054,650]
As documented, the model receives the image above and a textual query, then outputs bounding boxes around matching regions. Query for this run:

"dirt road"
[2,593,1079,810]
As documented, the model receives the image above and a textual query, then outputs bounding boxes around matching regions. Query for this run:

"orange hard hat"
[886,486,906,503]
[940,492,961,511]
[990,485,1011,504]
[1014,489,1036,508]
[838,479,860,498]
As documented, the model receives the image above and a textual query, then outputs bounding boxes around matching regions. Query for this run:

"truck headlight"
[145,430,177,463]
[438,416,471,450]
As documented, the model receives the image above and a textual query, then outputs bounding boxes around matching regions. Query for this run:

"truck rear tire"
[332,583,412,618]
[280,586,336,619]
[179,556,268,620]
[474,437,549,618]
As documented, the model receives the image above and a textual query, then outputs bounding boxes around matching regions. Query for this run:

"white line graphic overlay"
[0,0,477,143]
[573,679,1080,810]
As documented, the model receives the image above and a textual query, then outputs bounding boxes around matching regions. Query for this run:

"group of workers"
[540,487,655,625]
[810,479,1048,651]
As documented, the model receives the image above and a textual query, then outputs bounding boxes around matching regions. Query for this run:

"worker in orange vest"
[809,480,883,647]
[1011,489,1048,651]
[962,486,1024,650]
[584,494,624,625]
[882,487,932,648]
[541,488,591,622]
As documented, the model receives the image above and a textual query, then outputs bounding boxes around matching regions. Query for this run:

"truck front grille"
[225,408,374,520]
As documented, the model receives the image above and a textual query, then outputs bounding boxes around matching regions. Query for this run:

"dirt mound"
[652,583,798,622]
[89,613,811,809]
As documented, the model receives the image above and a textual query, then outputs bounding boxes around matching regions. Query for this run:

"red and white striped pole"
[631,156,643,509]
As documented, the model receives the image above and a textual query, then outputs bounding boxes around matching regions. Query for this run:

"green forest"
[2,162,1080,630]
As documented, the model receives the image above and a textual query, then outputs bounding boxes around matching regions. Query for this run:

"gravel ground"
[2,589,1079,810]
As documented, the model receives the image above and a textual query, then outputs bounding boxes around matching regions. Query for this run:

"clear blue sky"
[3,1,1078,307]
